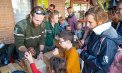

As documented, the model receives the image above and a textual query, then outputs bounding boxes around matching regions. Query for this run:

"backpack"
[108,45,122,73]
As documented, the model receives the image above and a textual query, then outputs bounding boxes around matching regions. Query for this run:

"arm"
[39,23,46,51]
[80,39,117,71]
[30,63,42,73]
[73,16,77,30]
[14,24,27,52]
[25,52,41,73]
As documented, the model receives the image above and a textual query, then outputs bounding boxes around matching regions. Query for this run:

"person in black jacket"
[80,6,122,73]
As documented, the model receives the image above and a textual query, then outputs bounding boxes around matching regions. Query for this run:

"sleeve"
[14,24,25,49]
[80,39,117,71]
[67,49,78,72]
[30,63,42,73]
[73,16,77,30]
[56,23,60,35]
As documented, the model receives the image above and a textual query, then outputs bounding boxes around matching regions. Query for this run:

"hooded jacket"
[80,22,122,73]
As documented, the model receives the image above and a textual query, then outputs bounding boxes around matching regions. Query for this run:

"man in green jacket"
[14,6,46,59]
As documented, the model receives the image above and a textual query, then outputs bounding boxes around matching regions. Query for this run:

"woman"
[80,6,121,73]
[44,12,60,53]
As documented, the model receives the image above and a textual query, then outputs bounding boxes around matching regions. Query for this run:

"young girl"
[44,12,60,53]
[24,52,66,73]
[80,6,121,73]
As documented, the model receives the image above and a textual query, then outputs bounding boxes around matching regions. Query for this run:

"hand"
[24,51,34,63]
[55,36,59,40]
[28,47,36,56]
[37,52,43,60]
[40,45,44,51]
[78,40,84,47]
[53,48,59,55]
[18,46,27,52]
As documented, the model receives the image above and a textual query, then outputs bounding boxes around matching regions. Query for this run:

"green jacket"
[45,21,59,46]
[14,19,46,49]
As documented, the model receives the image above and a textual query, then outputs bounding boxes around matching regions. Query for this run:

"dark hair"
[85,5,108,25]
[67,7,72,10]
[30,6,45,16]
[58,31,73,42]
[50,4,55,9]
[50,56,66,73]
[48,12,59,22]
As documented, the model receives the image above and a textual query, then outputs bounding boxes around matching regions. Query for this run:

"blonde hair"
[48,12,59,22]
[85,6,108,25]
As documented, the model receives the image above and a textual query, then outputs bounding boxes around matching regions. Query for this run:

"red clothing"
[30,63,41,73]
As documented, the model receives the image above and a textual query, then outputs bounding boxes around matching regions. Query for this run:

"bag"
[109,47,122,73]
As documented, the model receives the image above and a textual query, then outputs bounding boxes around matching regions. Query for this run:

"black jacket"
[80,26,122,73]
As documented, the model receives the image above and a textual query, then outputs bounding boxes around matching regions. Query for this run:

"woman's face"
[52,14,59,23]
[86,14,97,29]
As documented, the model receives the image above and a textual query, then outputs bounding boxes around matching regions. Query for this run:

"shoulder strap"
[97,37,106,55]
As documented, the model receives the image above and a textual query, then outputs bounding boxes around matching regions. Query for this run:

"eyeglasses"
[59,41,65,44]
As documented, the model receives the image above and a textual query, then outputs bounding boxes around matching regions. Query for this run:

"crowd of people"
[13,1,122,73]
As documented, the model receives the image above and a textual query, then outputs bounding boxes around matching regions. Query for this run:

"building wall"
[48,0,65,18]
[0,0,14,44]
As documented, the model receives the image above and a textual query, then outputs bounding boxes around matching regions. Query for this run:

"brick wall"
[0,0,14,44]
[0,0,65,44]
[48,0,65,18]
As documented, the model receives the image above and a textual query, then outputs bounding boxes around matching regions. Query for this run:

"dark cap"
[30,6,45,15]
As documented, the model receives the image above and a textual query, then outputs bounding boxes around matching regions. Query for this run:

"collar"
[93,22,111,35]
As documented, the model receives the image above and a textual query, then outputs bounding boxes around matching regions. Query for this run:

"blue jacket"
[80,22,122,73]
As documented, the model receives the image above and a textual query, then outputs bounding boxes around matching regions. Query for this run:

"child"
[67,7,77,32]
[24,51,66,73]
[74,22,84,40]
[58,31,81,73]
[59,17,68,32]
[49,56,66,73]
[65,25,75,35]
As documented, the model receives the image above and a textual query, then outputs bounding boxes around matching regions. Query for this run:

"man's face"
[32,14,44,27]
[67,9,73,15]
[49,6,54,12]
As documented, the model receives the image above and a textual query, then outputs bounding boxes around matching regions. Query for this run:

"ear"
[30,14,32,19]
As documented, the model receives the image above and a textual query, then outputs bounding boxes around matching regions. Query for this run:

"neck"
[66,43,72,50]
[51,21,55,27]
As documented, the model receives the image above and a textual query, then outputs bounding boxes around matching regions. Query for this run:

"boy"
[59,17,68,32]
[58,31,81,73]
